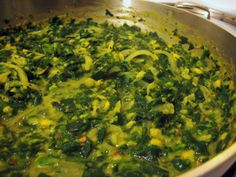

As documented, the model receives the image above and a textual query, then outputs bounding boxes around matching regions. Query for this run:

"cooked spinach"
[0,16,235,177]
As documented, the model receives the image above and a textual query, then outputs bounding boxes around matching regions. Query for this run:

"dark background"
[222,162,236,177]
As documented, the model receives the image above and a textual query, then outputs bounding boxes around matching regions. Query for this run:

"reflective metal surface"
[162,1,236,26]
[0,0,236,176]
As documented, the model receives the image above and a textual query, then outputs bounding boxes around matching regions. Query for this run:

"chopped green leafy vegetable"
[0,16,235,177]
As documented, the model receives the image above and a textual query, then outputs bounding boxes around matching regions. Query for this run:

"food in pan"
[0,16,236,177]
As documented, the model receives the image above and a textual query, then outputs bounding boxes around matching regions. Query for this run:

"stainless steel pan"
[0,0,235,176]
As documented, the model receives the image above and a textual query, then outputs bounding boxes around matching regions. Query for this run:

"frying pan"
[0,0,235,176]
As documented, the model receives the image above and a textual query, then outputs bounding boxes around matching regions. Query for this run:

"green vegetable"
[172,159,191,171]
[105,9,114,17]
[81,140,93,158]
[36,156,57,167]
[0,16,235,177]
[38,173,51,177]
[97,127,107,143]
[83,168,106,177]
[61,142,81,155]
